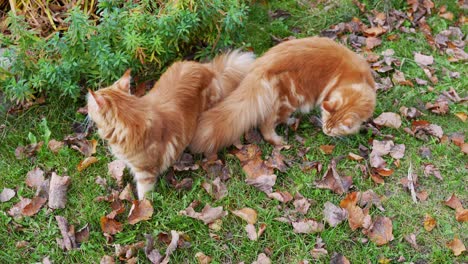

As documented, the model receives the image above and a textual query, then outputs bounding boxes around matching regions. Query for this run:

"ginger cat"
[87,51,254,199]
[190,37,376,158]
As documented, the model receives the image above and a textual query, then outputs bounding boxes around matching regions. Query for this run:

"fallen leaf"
[323,201,348,227]
[48,173,71,209]
[267,191,293,203]
[173,153,199,171]
[292,219,324,234]
[373,112,402,128]
[25,167,45,188]
[444,193,463,209]
[100,216,123,235]
[390,144,406,159]
[233,144,274,179]
[179,201,227,225]
[64,134,96,157]
[201,159,231,181]
[77,156,98,172]
[22,196,47,216]
[319,145,335,154]
[128,199,154,224]
[360,190,385,211]
[414,52,434,65]
[56,216,78,251]
[293,195,311,215]
[446,236,466,256]
[202,177,227,200]
[8,198,31,217]
[48,139,64,153]
[404,233,419,249]
[364,26,386,37]
[195,252,212,264]
[252,253,271,264]
[75,223,90,243]
[108,160,126,187]
[119,184,134,201]
[310,237,328,259]
[265,146,288,172]
[166,170,194,191]
[1,188,16,202]
[315,159,352,195]
[330,252,350,264]
[416,190,429,201]
[245,223,266,241]
[348,152,364,161]
[425,99,449,115]
[366,216,394,246]
[456,208,468,222]
[100,255,115,264]
[245,174,277,194]
[423,214,436,231]
[422,164,443,180]
[366,37,382,49]
[454,112,467,122]
[375,168,394,177]
[144,234,163,264]
[232,208,257,225]
[15,142,43,159]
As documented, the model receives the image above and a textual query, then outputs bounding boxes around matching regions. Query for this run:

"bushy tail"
[203,50,256,108]
[190,73,277,156]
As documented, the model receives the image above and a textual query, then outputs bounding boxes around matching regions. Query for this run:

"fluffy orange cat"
[87,51,254,199]
[190,37,376,158]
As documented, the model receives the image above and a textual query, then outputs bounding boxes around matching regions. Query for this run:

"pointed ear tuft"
[322,101,336,112]
[116,69,132,92]
[88,89,106,110]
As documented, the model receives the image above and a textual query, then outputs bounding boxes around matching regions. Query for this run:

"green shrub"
[0,0,249,102]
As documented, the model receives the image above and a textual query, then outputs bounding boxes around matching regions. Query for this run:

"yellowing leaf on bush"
[423,214,436,231]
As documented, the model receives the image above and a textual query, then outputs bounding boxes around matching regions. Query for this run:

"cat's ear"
[88,89,106,110]
[116,69,132,92]
[322,101,337,112]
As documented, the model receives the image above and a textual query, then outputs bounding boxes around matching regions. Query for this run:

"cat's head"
[87,69,132,129]
[321,84,376,137]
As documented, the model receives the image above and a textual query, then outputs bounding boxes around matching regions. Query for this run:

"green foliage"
[1,0,249,102]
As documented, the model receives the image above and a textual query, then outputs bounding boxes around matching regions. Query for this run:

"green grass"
[1,0,467,263]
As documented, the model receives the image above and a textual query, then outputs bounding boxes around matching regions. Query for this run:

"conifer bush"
[0,0,249,102]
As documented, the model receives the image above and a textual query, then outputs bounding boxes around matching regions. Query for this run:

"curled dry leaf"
[414,52,434,66]
[48,139,64,153]
[232,208,257,225]
[201,159,231,181]
[330,252,351,264]
[454,112,467,122]
[292,219,324,234]
[405,233,419,249]
[446,236,466,256]
[423,164,443,180]
[348,152,364,161]
[323,201,348,227]
[119,184,134,201]
[173,153,199,171]
[48,173,71,209]
[252,253,271,264]
[233,144,274,179]
[15,142,43,159]
[456,208,468,222]
[245,223,267,241]
[144,234,163,264]
[245,174,277,194]
[100,216,123,235]
[8,198,31,217]
[265,146,288,172]
[423,214,436,231]
[315,159,352,195]
[128,199,154,225]
[267,191,293,203]
[55,216,78,251]
[373,112,402,129]
[444,193,463,210]
[108,160,126,187]
[77,156,98,172]
[319,145,335,154]
[75,223,90,243]
[64,134,97,157]
[26,167,45,188]
[425,99,449,115]
[0,188,16,202]
[202,177,227,200]
[366,216,394,246]
[195,252,212,264]
[311,237,328,259]
[100,255,115,264]
[293,196,311,215]
[22,196,47,216]
[179,201,227,225]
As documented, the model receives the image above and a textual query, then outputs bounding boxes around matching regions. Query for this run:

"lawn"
[0,0,467,263]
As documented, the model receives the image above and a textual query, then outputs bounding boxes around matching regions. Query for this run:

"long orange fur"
[190,37,376,158]
[87,51,255,199]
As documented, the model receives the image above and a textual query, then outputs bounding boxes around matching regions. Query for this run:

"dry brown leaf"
[173,153,199,171]
[108,160,126,187]
[292,219,324,234]
[119,184,134,202]
[179,201,227,225]
[373,112,402,128]
[446,236,466,256]
[100,216,123,235]
[315,159,352,195]
[48,139,64,153]
[144,234,163,264]
[8,198,31,217]
[232,208,257,225]
[252,253,271,264]
[310,237,328,259]
[55,216,78,251]
[64,135,96,157]
[423,164,443,180]
[25,167,45,188]
[425,99,449,115]
[22,196,46,216]
[245,223,266,241]
[195,252,212,264]
[439,11,454,21]
[15,142,43,159]
[404,233,419,249]
[363,26,386,37]
[233,144,274,179]
[444,193,463,209]
[293,196,311,215]
[319,145,335,154]
[267,191,293,203]
[100,255,115,264]
[375,168,394,177]
[245,174,277,194]
[414,52,434,65]
[201,159,231,181]
[75,223,90,243]
[366,216,394,246]
[456,208,468,222]
[323,201,348,227]
[202,177,227,200]
[0,188,15,202]
[348,152,364,161]
[423,214,436,231]
[416,190,429,201]
[454,112,467,122]
[366,37,382,50]
[265,146,288,172]
[128,199,154,225]
[330,252,351,264]
[77,156,98,172]
[48,173,71,209]
[360,190,385,211]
